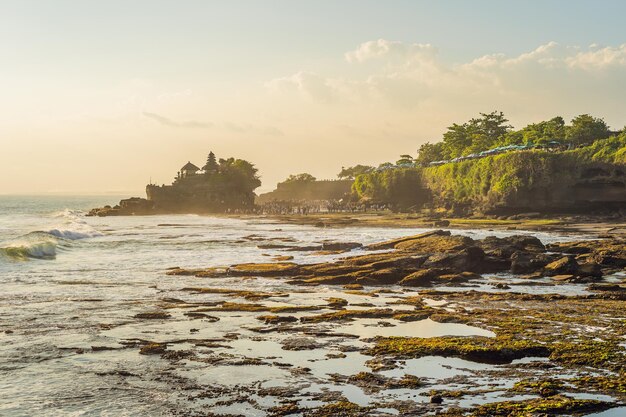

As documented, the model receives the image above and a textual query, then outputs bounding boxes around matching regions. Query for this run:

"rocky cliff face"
[421,151,626,214]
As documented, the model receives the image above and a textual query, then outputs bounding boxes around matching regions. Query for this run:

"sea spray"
[1,209,103,260]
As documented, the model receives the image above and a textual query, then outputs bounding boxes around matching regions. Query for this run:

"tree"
[203,151,219,173]
[284,173,316,183]
[337,165,374,179]
[396,154,414,166]
[566,114,610,147]
[415,142,445,166]
[442,111,512,156]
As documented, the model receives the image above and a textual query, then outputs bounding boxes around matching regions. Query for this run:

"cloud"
[345,39,436,63]
[142,112,213,128]
[142,112,283,136]
[265,71,340,102]
[566,44,626,70]
[267,40,626,115]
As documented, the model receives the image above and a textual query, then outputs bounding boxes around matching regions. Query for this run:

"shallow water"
[0,196,616,416]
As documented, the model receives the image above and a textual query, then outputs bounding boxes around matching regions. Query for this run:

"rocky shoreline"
[142,229,626,415]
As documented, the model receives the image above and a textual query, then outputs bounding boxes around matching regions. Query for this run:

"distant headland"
[88,152,261,216]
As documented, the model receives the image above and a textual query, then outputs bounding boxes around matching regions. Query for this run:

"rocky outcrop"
[168,230,624,288]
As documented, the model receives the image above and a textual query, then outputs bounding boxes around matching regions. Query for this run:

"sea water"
[0,196,596,416]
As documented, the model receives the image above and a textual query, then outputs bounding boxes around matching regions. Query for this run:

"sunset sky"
[1,0,625,194]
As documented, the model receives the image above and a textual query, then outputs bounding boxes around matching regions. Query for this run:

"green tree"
[337,165,374,179]
[442,111,512,156]
[284,173,316,183]
[566,114,610,147]
[396,154,414,166]
[416,142,445,166]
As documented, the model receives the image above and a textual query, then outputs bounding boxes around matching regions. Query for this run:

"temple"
[89,151,260,216]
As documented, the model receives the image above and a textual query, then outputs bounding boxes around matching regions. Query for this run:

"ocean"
[1,196,621,417]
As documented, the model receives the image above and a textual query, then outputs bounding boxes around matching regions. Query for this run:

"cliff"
[421,151,626,214]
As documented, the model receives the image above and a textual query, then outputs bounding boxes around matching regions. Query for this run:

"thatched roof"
[181,161,200,171]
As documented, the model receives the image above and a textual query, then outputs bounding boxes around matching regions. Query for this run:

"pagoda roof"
[181,161,200,171]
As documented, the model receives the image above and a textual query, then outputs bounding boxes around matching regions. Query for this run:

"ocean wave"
[1,209,103,260]
[47,208,103,240]
[0,232,62,260]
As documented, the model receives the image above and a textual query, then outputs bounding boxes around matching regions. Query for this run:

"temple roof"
[181,162,200,171]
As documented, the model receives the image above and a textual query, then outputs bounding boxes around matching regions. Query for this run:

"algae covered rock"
[544,256,579,276]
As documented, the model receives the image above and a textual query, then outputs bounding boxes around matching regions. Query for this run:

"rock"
[544,256,579,276]
[258,315,299,324]
[587,283,625,292]
[343,284,364,290]
[551,274,575,282]
[510,251,556,274]
[399,269,450,287]
[230,262,301,277]
[321,241,363,251]
[272,255,294,261]
[366,268,406,285]
[480,235,546,258]
[366,230,452,250]
[437,271,482,284]
[327,297,349,309]
[394,234,475,253]
[577,262,603,278]
[433,220,450,227]
[281,337,323,351]
[139,342,167,355]
[134,312,171,320]
[424,246,485,272]
[430,394,444,404]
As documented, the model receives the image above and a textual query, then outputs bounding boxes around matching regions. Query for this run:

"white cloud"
[268,40,626,115]
[265,71,341,102]
[566,44,626,70]
[345,39,436,63]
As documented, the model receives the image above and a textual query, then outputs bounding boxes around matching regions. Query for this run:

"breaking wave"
[1,209,103,260]
[48,209,103,240]
[0,232,62,260]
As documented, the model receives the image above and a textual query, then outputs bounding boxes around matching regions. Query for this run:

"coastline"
[216,212,626,237]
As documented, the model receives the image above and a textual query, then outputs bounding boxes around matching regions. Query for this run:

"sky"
[1,0,625,194]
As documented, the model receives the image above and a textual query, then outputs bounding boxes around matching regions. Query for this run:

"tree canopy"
[284,173,316,183]
[337,165,375,179]
[414,112,615,165]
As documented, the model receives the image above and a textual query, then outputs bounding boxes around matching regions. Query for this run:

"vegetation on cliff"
[415,112,615,165]
[350,112,625,213]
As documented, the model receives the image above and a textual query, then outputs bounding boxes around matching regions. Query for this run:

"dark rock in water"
[551,274,576,282]
[321,241,363,251]
[326,297,349,309]
[480,235,546,258]
[587,283,626,292]
[281,337,323,351]
[258,315,299,324]
[430,394,443,404]
[577,262,603,278]
[139,342,167,355]
[134,312,171,320]
[399,269,447,287]
[366,230,452,251]
[547,239,626,268]
[510,251,556,274]
[544,256,579,276]
[424,246,485,272]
